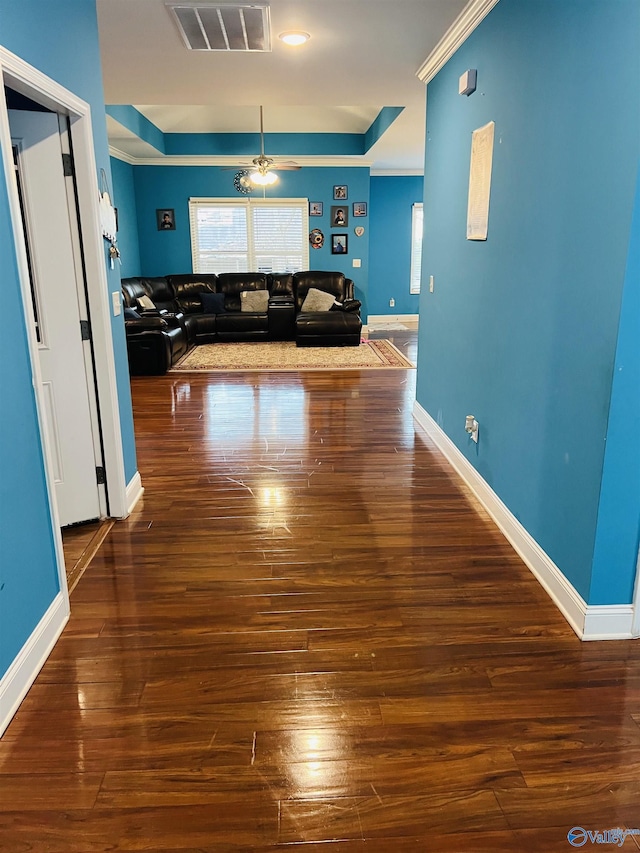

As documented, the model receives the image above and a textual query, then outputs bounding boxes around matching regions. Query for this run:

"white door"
[9,109,101,527]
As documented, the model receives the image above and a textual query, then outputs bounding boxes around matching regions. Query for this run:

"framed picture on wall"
[309,201,323,216]
[333,185,348,200]
[352,202,367,217]
[331,233,348,254]
[331,205,348,227]
[157,209,176,230]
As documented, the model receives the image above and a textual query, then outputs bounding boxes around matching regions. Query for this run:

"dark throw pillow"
[201,292,226,314]
[124,307,141,320]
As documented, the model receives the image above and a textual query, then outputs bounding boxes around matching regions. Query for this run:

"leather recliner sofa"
[121,271,362,375]
[292,271,362,347]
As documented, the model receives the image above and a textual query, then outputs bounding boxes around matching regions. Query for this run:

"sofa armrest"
[268,295,295,307]
[157,311,186,331]
[137,307,167,317]
[125,316,168,332]
[333,299,361,314]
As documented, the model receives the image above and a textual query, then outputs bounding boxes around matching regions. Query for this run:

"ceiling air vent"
[167,3,271,52]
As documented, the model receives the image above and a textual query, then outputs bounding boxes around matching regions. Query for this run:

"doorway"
[9,104,104,528]
[0,46,130,600]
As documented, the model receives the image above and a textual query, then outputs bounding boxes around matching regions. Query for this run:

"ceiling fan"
[232,106,301,187]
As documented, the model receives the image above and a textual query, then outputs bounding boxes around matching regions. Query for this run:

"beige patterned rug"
[171,338,414,372]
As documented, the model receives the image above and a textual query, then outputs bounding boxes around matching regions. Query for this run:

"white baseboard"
[413,402,637,641]
[367,314,419,326]
[582,606,635,641]
[0,591,69,738]
[125,471,144,516]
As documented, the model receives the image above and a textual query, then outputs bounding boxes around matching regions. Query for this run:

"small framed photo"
[331,205,348,227]
[352,202,367,217]
[309,201,323,216]
[157,209,175,231]
[331,233,348,254]
[333,185,348,200]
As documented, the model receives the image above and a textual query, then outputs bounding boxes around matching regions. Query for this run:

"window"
[409,202,423,294]
[189,198,309,274]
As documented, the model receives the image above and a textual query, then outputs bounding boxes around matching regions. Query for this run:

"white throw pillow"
[240,290,269,312]
[137,294,156,310]
[300,288,337,313]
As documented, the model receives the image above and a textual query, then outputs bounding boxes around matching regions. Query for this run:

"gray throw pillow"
[240,289,269,312]
[300,287,337,313]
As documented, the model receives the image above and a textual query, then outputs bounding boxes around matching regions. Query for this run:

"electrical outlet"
[389,298,395,308]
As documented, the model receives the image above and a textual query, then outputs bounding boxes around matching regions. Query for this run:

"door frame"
[0,47,128,595]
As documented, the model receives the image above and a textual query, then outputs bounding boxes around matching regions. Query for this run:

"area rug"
[171,339,414,372]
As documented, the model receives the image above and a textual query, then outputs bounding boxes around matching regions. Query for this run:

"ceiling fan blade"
[273,164,301,171]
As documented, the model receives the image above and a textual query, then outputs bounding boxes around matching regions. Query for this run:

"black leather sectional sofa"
[121,271,362,375]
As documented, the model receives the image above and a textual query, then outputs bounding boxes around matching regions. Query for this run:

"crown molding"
[371,169,424,177]
[107,149,375,168]
[109,145,137,164]
[109,145,423,176]
[416,0,501,85]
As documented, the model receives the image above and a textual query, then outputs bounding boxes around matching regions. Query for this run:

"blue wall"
[0,180,60,676]
[590,167,640,604]
[111,159,425,321]
[369,175,422,316]
[117,163,372,315]
[416,0,640,604]
[111,157,141,278]
[0,0,137,678]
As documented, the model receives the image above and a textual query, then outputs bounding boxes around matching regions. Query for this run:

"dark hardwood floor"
[62,520,115,593]
[2,328,640,852]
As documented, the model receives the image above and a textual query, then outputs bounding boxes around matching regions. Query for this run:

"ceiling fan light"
[279,31,310,46]
[250,170,278,186]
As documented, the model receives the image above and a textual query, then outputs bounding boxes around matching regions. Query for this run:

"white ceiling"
[97,0,468,172]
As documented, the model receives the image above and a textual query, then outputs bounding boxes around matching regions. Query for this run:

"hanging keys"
[109,242,121,269]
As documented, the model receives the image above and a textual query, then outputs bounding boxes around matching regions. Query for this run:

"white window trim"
[189,197,309,274]
[410,202,423,295]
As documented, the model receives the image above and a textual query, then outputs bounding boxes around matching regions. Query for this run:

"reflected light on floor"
[259,486,287,507]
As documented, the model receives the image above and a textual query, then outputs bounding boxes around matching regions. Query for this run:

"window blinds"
[409,202,423,295]
[189,198,309,274]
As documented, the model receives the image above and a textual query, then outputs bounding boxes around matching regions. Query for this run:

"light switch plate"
[352,259,361,268]
[112,291,121,316]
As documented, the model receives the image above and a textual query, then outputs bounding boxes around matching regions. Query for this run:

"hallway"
[2,344,640,851]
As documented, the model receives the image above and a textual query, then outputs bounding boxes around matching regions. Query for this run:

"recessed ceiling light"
[279,31,310,46]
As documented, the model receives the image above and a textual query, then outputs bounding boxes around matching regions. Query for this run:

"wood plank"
[3,344,640,849]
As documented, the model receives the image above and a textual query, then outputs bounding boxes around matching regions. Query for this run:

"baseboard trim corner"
[0,591,69,738]
[412,402,636,642]
[582,606,635,641]
[125,471,144,516]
